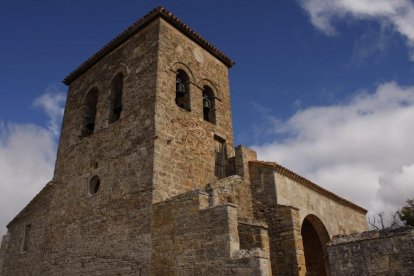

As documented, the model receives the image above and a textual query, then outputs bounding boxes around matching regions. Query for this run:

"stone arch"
[80,82,102,104]
[301,214,330,276]
[198,79,219,98]
[109,68,128,85]
[170,62,195,83]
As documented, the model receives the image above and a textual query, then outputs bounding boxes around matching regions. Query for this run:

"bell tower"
[43,7,235,273]
[151,11,235,202]
[55,6,235,203]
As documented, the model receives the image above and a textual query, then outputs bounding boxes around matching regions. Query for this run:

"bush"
[398,199,414,227]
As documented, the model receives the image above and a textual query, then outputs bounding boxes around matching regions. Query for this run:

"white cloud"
[299,0,414,60]
[33,85,66,136]
[0,88,65,235]
[253,82,414,222]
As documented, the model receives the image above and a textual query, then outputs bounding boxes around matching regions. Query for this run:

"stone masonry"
[1,7,369,275]
[327,226,414,275]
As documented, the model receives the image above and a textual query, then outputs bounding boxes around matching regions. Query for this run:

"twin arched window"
[80,74,124,139]
[175,70,216,124]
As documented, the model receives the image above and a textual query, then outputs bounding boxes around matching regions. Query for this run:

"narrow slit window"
[109,74,123,124]
[214,136,226,179]
[21,224,31,253]
[175,70,190,111]
[80,88,98,138]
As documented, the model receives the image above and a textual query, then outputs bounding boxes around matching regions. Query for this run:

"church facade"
[0,7,367,275]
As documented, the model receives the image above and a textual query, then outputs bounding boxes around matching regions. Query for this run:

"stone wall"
[206,175,254,219]
[0,183,53,275]
[327,226,414,276]
[255,204,306,276]
[1,7,375,276]
[2,13,239,274]
[249,162,368,237]
[151,189,271,275]
[0,233,9,273]
[40,18,162,275]
[152,18,234,202]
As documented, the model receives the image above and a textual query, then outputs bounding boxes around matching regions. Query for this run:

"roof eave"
[63,6,234,86]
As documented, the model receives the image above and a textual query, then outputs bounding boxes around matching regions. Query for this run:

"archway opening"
[109,73,123,124]
[202,85,215,124]
[175,69,190,111]
[301,215,330,276]
[80,88,98,138]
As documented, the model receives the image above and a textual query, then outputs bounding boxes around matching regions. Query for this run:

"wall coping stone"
[232,248,269,260]
[205,175,244,190]
[153,189,209,205]
[327,226,414,246]
[238,218,268,229]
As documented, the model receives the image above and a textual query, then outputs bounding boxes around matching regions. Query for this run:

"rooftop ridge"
[63,6,234,85]
[249,160,368,214]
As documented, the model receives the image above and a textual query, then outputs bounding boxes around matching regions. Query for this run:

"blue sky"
[1,0,414,232]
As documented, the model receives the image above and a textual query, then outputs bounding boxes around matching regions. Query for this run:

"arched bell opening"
[80,88,98,138]
[175,69,190,111]
[109,73,123,124]
[301,214,330,276]
[202,85,215,124]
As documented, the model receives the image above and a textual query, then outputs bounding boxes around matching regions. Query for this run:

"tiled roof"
[63,6,235,85]
[249,160,367,214]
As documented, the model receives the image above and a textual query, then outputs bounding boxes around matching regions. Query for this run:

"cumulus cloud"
[299,0,414,60]
[253,82,414,221]
[33,85,66,136]
[0,88,65,235]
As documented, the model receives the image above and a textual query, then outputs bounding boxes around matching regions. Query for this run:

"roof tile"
[63,6,234,85]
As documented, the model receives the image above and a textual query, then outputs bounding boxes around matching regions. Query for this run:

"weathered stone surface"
[152,17,234,203]
[0,7,369,276]
[327,226,414,276]
[1,182,53,276]
[0,234,9,273]
[250,162,368,237]
[151,190,271,275]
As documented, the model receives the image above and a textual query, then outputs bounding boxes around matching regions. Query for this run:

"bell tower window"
[202,86,215,124]
[109,73,123,124]
[175,70,190,111]
[80,88,98,138]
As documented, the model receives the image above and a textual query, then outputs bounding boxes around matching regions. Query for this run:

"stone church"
[0,7,368,275]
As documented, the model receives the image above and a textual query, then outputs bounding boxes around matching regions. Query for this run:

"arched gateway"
[301,214,330,276]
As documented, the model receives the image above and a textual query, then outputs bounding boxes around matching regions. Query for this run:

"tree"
[398,199,414,227]
[368,211,401,230]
